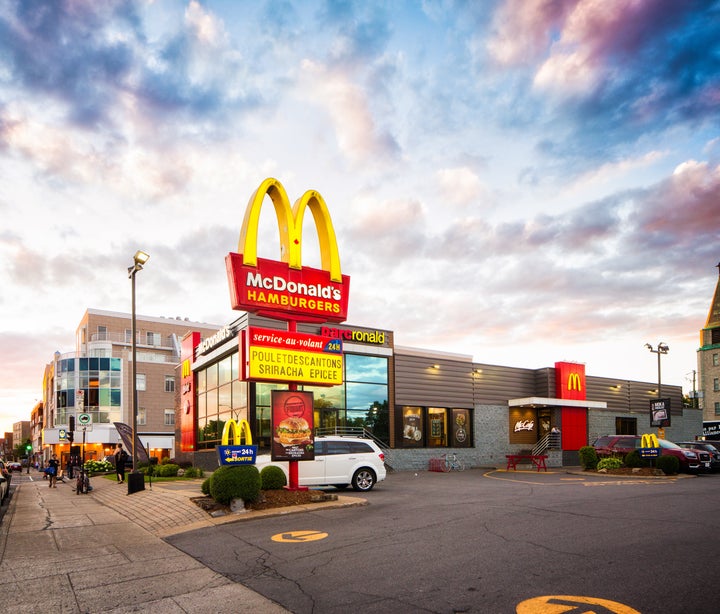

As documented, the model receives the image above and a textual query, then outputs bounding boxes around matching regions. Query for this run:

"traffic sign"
[78,412,92,426]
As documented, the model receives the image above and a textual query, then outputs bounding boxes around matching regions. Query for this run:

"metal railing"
[532,431,561,456]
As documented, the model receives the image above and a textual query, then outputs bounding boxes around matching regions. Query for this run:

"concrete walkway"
[0,473,303,613]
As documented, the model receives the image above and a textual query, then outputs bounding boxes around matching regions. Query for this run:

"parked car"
[675,442,720,472]
[0,474,7,505]
[592,435,711,473]
[256,436,387,492]
[7,462,22,472]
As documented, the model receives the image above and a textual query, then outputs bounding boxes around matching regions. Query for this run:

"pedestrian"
[114,444,128,483]
[47,454,60,488]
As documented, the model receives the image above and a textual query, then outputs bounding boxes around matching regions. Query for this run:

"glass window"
[164,409,175,426]
[218,356,232,386]
[97,326,107,340]
[428,408,447,447]
[136,374,146,391]
[401,406,424,447]
[218,383,232,413]
[714,353,719,367]
[125,329,132,343]
[346,382,387,411]
[137,408,147,426]
[715,402,720,416]
[232,380,247,412]
[450,409,471,447]
[165,376,175,392]
[206,363,218,391]
[345,354,387,383]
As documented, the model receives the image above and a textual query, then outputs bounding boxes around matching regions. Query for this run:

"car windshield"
[658,439,681,450]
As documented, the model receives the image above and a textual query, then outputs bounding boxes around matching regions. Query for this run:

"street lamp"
[645,342,669,398]
[128,250,149,491]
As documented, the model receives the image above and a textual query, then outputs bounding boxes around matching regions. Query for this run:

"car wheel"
[351,468,376,492]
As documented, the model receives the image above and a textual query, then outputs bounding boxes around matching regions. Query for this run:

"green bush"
[624,450,649,468]
[84,459,113,473]
[656,455,679,475]
[578,446,598,470]
[183,467,203,478]
[260,465,287,490]
[210,465,261,505]
[155,463,180,477]
[597,457,623,470]
[201,477,211,495]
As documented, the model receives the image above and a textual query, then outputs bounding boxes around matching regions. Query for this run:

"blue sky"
[1,0,719,433]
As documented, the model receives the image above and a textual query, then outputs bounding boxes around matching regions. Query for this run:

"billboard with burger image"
[272,390,315,461]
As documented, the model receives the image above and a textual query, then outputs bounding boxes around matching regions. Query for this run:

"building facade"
[177,314,699,472]
[41,309,220,467]
[698,263,720,439]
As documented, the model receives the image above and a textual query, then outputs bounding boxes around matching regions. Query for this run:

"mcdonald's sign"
[555,362,586,401]
[639,432,660,458]
[226,178,350,323]
[180,332,201,452]
[217,418,257,465]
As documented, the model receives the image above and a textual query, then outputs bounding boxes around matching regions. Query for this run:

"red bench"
[505,454,548,472]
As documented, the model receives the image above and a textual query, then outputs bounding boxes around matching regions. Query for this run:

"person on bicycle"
[47,454,60,488]
[114,444,128,483]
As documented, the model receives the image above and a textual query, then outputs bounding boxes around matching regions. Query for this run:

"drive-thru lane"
[167,468,715,613]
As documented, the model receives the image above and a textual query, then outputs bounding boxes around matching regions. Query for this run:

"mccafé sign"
[226,178,350,323]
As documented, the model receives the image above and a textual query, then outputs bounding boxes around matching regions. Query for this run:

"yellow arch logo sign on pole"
[640,433,659,448]
[218,419,257,466]
[225,178,350,323]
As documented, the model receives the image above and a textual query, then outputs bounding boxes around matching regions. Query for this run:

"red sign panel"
[180,331,200,452]
[226,253,350,323]
[555,361,586,401]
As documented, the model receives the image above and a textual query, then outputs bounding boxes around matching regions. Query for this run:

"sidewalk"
[0,474,294,613]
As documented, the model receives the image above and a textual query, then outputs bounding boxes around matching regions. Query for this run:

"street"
[167,468,720,613]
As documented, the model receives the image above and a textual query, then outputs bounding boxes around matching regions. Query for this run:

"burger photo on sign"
[275,416,312,447]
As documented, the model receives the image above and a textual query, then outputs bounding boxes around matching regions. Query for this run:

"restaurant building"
[177,313,700,472]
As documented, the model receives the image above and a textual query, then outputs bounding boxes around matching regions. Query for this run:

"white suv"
[257,436,387,492]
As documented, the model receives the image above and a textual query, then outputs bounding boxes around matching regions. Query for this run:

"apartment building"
[41,309,220,464]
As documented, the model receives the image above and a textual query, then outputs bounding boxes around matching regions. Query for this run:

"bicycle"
[441,452,464,472]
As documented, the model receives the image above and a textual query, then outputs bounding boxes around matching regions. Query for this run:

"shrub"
[201,477,211,495]
[260,465,287,490]
[160,457,172,465]
[597,457,623,470]
[656,455,679,475]
[624,450,649,468]
[210,465,261,505]
[578,446,598,470]
[183,466,203,478]
[155,463,180,477]
[84,459,113,474]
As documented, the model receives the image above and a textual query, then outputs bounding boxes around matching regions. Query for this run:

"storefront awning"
[508,397,607,409]
[139,436,175,450]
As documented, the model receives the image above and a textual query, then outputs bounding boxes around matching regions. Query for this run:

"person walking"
[114,444,128,483]
[47,454,60,488]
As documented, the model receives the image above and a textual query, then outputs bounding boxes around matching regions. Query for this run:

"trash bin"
[127,471,145,494]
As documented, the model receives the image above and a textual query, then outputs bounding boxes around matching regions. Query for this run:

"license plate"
[703,462,710,467]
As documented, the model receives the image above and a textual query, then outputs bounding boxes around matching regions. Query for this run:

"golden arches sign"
[221,419,253,446]
[226,178,350,323]
[240,177,342,282]
[567,372,582,391]
[640,433,659,448]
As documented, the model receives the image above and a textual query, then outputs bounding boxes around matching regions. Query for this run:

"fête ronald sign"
[226,178,350,323]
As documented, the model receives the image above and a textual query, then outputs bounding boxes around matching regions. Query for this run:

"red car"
[592,435,711,474]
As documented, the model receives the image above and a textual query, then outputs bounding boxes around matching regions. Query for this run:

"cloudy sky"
[1,0,719,434]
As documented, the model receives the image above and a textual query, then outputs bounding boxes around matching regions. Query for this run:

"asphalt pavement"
[0,470,360,613]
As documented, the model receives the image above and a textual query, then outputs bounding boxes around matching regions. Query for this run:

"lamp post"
[645,342,669,398]
[128,250,149,484]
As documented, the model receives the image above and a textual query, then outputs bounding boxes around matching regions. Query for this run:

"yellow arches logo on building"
[239,177,342,282]
[567,372,582,391]
[181,359,191,379]
[221,419,253,446]
[640,433,659,448]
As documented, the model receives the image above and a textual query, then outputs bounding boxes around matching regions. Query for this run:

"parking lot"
[167,467,720,613]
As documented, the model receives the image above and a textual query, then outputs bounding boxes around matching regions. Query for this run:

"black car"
[676,442,720,472]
